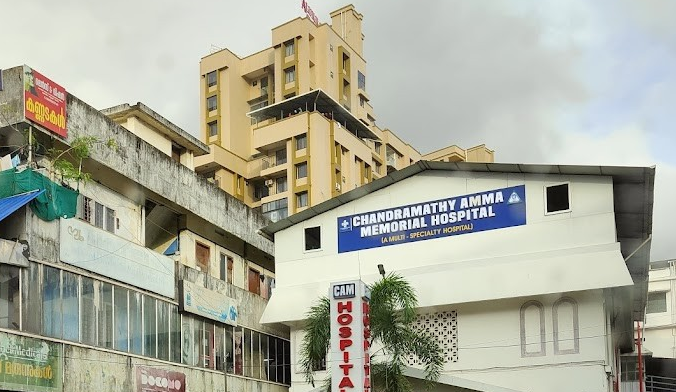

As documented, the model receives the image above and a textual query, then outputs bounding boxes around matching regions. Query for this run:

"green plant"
[48,135,117,184]
[299,273,444,392]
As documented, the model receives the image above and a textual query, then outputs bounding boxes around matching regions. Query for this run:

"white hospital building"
[260,161,654,392]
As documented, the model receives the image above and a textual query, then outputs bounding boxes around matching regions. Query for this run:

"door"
[248,268,260,295]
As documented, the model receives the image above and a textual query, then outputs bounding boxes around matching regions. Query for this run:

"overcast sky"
[3,0,673,260]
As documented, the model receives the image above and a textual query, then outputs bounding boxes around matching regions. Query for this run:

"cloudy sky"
[3,0,673,260]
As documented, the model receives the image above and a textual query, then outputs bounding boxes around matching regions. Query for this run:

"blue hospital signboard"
[337,185,527,253]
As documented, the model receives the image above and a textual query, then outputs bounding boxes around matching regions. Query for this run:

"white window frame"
[544,182,571,216]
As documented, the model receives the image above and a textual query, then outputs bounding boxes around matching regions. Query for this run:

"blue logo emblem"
[339,218,352,232]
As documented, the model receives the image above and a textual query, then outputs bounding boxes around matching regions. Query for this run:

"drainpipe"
[637,320,644,392]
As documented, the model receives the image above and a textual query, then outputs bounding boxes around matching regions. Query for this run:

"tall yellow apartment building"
[196,5,494,221]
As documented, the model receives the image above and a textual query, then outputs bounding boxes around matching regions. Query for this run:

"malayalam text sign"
[23,66,67,138]
[0,332,63,392]
[337,185,526,253]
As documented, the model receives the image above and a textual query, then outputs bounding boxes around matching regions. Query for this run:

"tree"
[299,273,444,392]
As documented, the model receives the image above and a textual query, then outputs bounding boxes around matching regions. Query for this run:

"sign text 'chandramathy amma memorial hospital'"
[337,185,527,253]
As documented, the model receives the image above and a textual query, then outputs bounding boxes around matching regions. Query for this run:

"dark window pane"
[144,296,157,357]
[43,266,62,338]
[129,291,143,355]
[170,305,181,363]
[22,262,42,334]
[98,282,113,348]
[225,326,234,373]
[304,227,321,250]
[81,276,97,346]
[234,328,243,375]
[114,286,129,351]
[215,326,225,371]
[157,300,170,361]
[0,265,20,330]
[62,271,79,341]
[546,184,570,213]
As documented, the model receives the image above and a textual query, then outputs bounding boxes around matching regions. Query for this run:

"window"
[296,162,308,179]
[359,96,365,107]
[114,286,129,351]
[296,191,308,208]
[81,196,115,233]
[208,121,218,137]
[220,253,228,282]
[276,176,288,193]
[249,268,261,295]
[98,282,113,349]
[196,242,210,273]
[129,291,144,355]
[296,133,307,150]
[207,71,217,87]
[284,67,295,84]
[552,297,579,354]
[358,71,366,90]
[520,300,546,357]
[546,183,570,213]
[227,257,234,284]
[647,292,667,313]
[284,40,295,57]
[0,265,20,330]
[144,295,157,358]
[157,300,170,361]
[207,95,217,111]
[275,148,287,165]
[170,305,181,363]
[304,226,321,250]
[81,277,97,346]
[43,265,62,339]
[262,198,288,222]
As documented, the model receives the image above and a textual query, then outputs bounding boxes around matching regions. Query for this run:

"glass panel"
[157,300,170,361]
[129,291,143,355]
[42,265,62,338]
[94,202,104,228]
[234,328,243,375]
[182,317,194,366]
[261,335,269,381]
[114,286,129,351]
[203,321,215,369]
[144,296,157,358]
[243,328,252,377]
[0,265,20,330]
[268,337,278,382]
[170,305,181,363]
[193,318,203,367]
[22,262,42,334]
[283,339,291,385]
[225,326,234,374]
[252,331,261,379]
[98,282,113,348]
[81,276,97,345]
[215,326,225,371]
[62,271,79,341]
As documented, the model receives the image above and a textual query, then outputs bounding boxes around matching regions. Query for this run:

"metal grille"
[407,311,458,366]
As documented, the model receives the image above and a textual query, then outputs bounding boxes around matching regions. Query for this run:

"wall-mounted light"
[377,264,385,278]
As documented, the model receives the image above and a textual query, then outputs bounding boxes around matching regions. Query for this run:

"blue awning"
[163,237,178,255]
[0,189,45,222]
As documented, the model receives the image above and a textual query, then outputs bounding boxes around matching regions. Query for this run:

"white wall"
[79,180,142,244]
[643,263,675,358]
[271,171,624,392]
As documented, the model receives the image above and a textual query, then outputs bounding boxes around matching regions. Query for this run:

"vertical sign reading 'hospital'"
[23,66,67,138]
[330,281,371,392]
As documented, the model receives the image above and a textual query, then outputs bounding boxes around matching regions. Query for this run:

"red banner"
[135,366,185,392]
[23,66,67,138]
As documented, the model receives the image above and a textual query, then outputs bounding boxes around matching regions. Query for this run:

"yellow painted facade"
[195,5,494,221]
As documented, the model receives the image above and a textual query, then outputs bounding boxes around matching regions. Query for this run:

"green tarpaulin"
[0,168,78,221]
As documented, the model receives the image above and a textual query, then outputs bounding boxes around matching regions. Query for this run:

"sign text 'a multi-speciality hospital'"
[337,185,526,253]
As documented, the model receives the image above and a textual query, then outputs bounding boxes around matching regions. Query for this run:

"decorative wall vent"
[407,311,459,365]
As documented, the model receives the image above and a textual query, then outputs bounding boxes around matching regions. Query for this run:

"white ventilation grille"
[407,311,458,366]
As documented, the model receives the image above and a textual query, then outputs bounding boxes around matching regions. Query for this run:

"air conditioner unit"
[265,179,274,186]
[335,183,341,191]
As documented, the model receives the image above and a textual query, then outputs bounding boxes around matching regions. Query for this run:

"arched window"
[553,297,579,354]
[520,300,546,357]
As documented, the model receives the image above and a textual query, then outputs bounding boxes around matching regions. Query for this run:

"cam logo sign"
[23,66,67,138]
[337,185,526,253]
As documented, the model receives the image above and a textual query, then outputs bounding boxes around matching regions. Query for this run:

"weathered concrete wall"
[227,374,289,392]
[64,344,227,392]
[179,264,288,339]
[0,66,273,257]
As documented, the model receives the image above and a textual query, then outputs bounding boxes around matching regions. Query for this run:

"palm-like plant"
[299,273,444,392]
